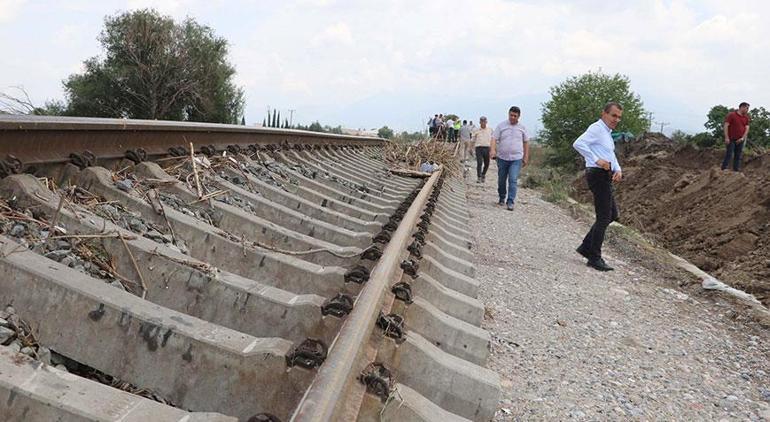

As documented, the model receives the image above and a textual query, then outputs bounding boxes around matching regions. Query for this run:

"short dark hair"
[603,102,623,113]
[508,106,521,114]
[739,102,750,108]
[463,120,467,124]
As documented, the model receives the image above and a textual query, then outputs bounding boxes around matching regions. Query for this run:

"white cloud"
[312,22,353,46]
[0,0,26,23]
[3,0,770,132]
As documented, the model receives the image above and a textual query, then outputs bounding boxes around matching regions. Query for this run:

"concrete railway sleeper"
[0,115,501,422]
[269,151,401,212]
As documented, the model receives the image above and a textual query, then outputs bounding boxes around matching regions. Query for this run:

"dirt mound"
[574,134,770,305]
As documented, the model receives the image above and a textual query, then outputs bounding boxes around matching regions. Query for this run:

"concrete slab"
[0,236,312,420]
[379,383,471,422]
[420,255,480,299]
[411,273,484,326]
[378,332,500,422]
[0,346,236,422]
[405,297,490,365]
[423,241,475,278]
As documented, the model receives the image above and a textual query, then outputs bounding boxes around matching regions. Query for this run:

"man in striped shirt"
[572,102,623,272]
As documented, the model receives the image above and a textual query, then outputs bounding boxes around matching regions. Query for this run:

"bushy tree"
[377,126,394,139]
[63,9,244,123]
[705,105,730,140]
[540,71,649,168]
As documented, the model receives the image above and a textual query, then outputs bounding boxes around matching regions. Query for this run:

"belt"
[586,167,610,173]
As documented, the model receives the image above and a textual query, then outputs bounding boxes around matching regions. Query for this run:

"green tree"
[705,105,730,140]
[748,107,770,147]
[377,126,394,139]
[540,71,649,168]
[63,9,244,123]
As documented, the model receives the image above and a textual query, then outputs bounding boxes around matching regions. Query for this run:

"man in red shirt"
[721,102,751,171]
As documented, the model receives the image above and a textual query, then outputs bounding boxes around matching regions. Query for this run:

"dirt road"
[465,180,770,421]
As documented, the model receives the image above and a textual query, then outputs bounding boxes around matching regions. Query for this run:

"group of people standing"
[428,114,476,143]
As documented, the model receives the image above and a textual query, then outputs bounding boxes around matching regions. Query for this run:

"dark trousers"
[721,139,745,171]
[580,168,619,260]
[475,146,490,177]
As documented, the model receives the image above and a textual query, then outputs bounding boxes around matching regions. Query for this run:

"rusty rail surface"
[0,115,382,166]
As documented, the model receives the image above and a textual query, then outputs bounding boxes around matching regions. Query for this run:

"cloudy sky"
[1,0,767,134]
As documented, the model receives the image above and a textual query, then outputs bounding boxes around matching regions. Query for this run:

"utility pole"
[658,121,669,133]
[288,109,296,127]
[646,112,654,131]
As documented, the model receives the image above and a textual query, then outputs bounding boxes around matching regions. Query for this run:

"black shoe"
[497,200,504,206]
[481,176,486,183]
[576,246,590,259]
[587,258,614,272]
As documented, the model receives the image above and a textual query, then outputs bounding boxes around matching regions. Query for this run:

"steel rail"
[0,115,383,166]
[291,168,442,422]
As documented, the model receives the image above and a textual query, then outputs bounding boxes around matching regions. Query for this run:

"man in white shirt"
[572,102,623,272]
[491,106,529,210]
[472,116,493,183]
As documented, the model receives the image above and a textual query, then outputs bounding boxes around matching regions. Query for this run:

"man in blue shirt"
[572,102,624,271]
[491,106,529,211]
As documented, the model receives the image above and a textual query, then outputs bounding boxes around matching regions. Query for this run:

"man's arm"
[490,137,497,159]
[740,125,750,143]
[522,128,530,166]
[522,141,530,167]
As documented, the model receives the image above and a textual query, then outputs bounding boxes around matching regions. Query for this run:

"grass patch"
[521,145,575,204]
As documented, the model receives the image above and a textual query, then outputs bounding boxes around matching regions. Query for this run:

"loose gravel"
[465,178,770,421]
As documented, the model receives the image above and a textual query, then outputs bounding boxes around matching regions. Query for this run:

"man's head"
[434,114,438,118]
[480,116,487,128]
[508,106,521,125]
[600,102,623,130]
[738,102,750,115]
[463,120,467,125]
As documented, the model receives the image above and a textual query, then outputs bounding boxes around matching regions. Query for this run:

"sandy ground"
[463,174,770,421]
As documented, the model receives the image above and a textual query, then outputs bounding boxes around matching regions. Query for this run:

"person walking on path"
[572,102,624,272]
[491,106,529,211]
[721,102,751,171]
[472,116,493,183]
[459,120,474,161]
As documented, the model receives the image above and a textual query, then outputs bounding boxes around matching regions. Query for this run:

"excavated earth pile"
[573,134,770,306]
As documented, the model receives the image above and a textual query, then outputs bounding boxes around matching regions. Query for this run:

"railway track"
[0,116,501,421]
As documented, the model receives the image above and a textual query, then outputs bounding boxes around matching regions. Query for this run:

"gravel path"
[464,178,770,421]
